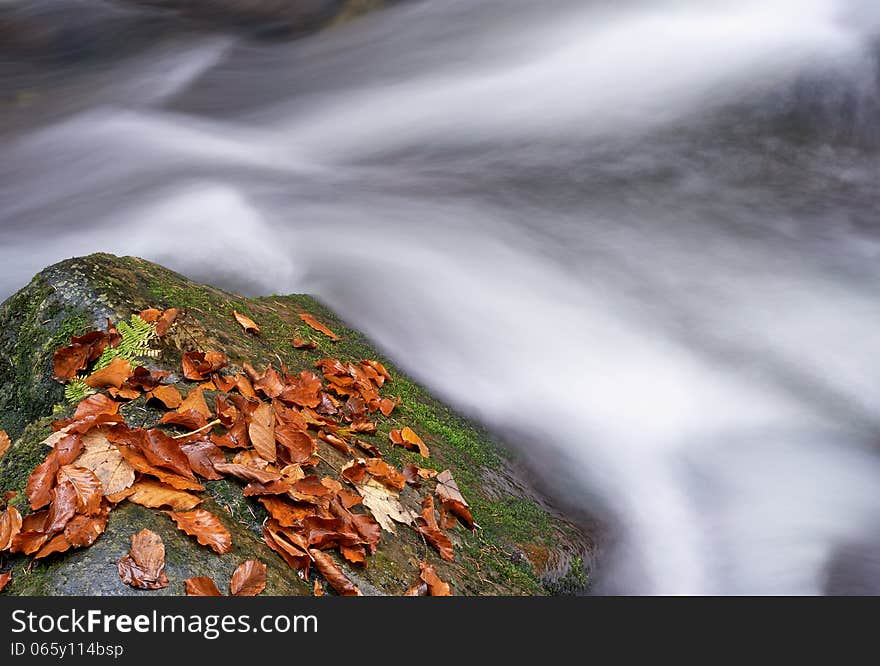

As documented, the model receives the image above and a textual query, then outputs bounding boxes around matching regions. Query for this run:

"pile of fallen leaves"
[0,307,476,596]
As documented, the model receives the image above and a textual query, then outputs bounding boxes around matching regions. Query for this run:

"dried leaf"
[249,402,276,462]
[293,338,318,350]
[230,559,266,596]
[182,351,227,381]
[390,426,430,458]
[418,561,452,596]
[378,397,400,417]
[54,434,84,466]
[126,479,202,510]
[64,511,108,548]
[180,440,225,480]
[155,308,178,337]
[74,394,120,420]
[138,308,162,323]
[298,313,339,341]
[0,572,11,592]
[276,426,317,464]
[0,506,22,551]
[0,430,9,460]
[435,470,476,530]
[310,549,361,596]
[84,357,133,390]
[58,466,103,515]
[34,533,72,559]
[313,579,324,596]
[416,495,454,562]
[166,510,231,555]
[118,529,168,590]
[356,479,412,534]
[213,462,281,485]
[147,385,182,410]
[259,496,313,527]
[233,311,261,335]
[178,388,212,420]
[52,344,90,382]
[27,450,59,510]
[126,366,170,391]
[186,576,222,596]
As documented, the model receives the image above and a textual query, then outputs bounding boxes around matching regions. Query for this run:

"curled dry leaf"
[390,427,430,458]
[0,429,9,460]
[263,520,312,575]
[435,470,476,530]
[147,385,182,410]
[356,479,413,534]
[182,351,227,381]
[0,572,11,593]
[310,549,361,596]
[58,466,103,515]
[418,561,452,596]
[84,357,133,390]
[178,388,212,420]
[233,311,261,335]
[166,510,232,555]
[34,533,73,559]
[26,450,59,511]
[44,481,78,533]
[213,462,281,485]
[416,495,454,562]
[298,313,339,341]
[313,579,324,596]
[0,505,22,551]
[52,345,90,382]
[180,440,225,481]
[118,529,169,590]
[126,479,202,511]
[138,308,163,323]
[230,559,267,596]
[155,308,178,337]
[73,430,135,497]
[74,394,120,420]
[260,496,313,527]
[292,338,317,350]
[186,576,222,596]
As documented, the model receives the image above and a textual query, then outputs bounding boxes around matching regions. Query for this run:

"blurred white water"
[3,0,880,593]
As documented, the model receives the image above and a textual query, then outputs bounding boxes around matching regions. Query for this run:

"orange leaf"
[313,579,324,596]
[155,308,179,337]
[186,576,222,596]
[435,469,476,530]
[26,450,59,510]
[84,357,133,390]
[147,385,182,410]
[416,495,454,562]
[259,496,314,527]
[249,402,276,463]
[166,509,232,555]
[0,572,11,592]
[390,426,430,458]
[298,313,339,341]
[182,351,227,381]
[74,394,120,420]
[58,466,103,515]
[0,506,22,551]
[126,479,202,511]
[310,549,361,596]
[180,440,225,481]
[230,559,266,596]
[118,529,168,590]
[0,430,9,460]
[292,338,317,350]
[138,308,162,323]
[418,561,452,596]
[64,511,108,548]
[178,388,212,420]
[233,311,261,335]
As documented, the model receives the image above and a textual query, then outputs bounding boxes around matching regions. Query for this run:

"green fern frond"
[93,314,158,370]
[64,378,95,405]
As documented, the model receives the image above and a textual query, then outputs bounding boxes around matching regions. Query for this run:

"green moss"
[544,556,588,595]
[205,479,266,536]
[0,416,55,515]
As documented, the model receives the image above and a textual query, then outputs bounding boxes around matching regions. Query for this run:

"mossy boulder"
[0,253,592,596]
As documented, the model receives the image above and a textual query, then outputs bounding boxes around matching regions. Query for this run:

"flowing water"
[3,0,880,594]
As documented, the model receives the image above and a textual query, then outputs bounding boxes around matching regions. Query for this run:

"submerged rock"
[0,254,593,596]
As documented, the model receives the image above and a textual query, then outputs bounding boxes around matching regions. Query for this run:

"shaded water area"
[3,0,880,594]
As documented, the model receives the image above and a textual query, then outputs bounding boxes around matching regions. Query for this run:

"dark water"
[3,0,880,594]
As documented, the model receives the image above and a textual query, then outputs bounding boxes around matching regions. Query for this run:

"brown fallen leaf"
[58,466,103,516]
[52,344,90,382]
[186,576,222,596]
[147,385,182,410]
[182,351,228,381]
[54,434,84,467]
[0,572,11,593]
[73,430,135,497]
[138,308,163,323]
[230,559,267,596]
[84,357,133,390]
[0,430,9,460]
[355,479,413,534]
[416,495,454,562]
[233,311,261,335]
[213,462,281,485]
[166,510,232,555]
[293,338,318,350]
[74,394,120,420]
[27,450,59,511]
[249,402,276,463]
[180,440,225,480]
[126,479,202,510]
[259,496,313,527]
[378,397,400,417]
[178,388,212,420]
[310,549,361,596]
[44,481,78,533]
[313,579,324,596]
[118,529,169,590]
[0,506,22,551]
[64,511,108,548]
[390,426,430,458]
[155,308,178,337]
[435,469,476,530]
[34,533,72,559]
[418,560,452,596]
[298,313,340,341]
